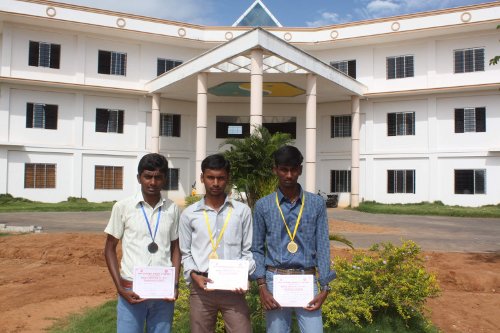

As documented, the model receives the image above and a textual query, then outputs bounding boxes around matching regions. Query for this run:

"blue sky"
[50,0,494,27]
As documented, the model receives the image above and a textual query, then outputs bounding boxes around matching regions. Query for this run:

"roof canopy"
[146,28,366,104]
[233,0,282,27]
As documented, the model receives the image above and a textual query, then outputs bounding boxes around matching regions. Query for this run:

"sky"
[49,0,495,27]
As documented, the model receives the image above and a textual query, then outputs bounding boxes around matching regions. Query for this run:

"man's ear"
[298,165,303,176]
[200,172,204,184]
[136,174,140,183]
[272,166,277,175]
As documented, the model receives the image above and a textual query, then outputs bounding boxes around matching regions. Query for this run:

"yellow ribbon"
[203,206,233,255]
[275,192,305,243]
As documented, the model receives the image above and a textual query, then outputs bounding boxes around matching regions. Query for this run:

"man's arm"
[241,205,255,275]
[304,200,335,311]
[104,234,143,304]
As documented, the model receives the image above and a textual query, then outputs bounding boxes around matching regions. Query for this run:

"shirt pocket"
[224,220,243,246]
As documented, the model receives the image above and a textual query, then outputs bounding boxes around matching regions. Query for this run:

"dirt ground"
[0,220,499,333]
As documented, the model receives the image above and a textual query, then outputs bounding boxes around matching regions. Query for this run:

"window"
[454,48,484,73]
[331,115,351,138]
[24,163,56,188]
[163,168,179,191]
[387,170,415,194]
[95,166,123,189]
[386,55,414,79]
[331,170,351,193]
[95,108,124,133]
[157,58,183,76]
[387,112,415,136]
[455,107,486,133]
[29,41,60,69]
[160,114,181,137]
[26,103,58,130]
[98,50,127,75]
[330,60,356,79]
[455,169,485,194]
[216,116,296,139]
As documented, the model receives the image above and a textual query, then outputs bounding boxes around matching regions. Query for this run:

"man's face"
[273,164,302,189]
[201,168,229,198]
[137,169,166,197]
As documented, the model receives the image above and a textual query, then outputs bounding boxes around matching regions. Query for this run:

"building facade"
[0,0,499,207]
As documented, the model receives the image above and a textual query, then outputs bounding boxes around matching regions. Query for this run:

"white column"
[151,93,160,153]
[196,72,208,194]
[351,95,360,207]
[250,49,263,132]
[305,74,317,193]
[0,24,12,77]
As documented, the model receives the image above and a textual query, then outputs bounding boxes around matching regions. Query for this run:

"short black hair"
[138,153,168,176]
[273,145,303,167]
[201,154,230,174]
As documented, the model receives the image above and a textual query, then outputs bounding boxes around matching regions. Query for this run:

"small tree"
[221,126,293,208]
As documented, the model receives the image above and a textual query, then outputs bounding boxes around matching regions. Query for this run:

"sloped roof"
[233,0,282,27]
[146,28,366,102]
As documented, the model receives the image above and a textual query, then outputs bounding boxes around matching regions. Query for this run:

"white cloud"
[50,0,216,24]
[306,11,352,27]
[366,0,400,15]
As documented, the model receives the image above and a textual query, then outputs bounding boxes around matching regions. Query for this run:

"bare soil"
[0,220,499,333]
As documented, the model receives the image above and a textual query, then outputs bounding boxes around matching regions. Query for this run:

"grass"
[0,194,114,213]
[355,201,500,218]
[48,300,439,333]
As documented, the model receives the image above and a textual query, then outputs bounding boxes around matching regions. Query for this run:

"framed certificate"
[273,274,314,307]
[207,259,249,291]
[133,266,175,299]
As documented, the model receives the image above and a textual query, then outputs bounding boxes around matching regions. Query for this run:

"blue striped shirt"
[251,186,336,286]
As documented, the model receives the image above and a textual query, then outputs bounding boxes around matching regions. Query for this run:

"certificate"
[207,259,249,291]
[133,266,175,299]
[273,274,314,307]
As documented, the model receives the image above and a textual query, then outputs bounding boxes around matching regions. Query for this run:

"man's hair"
[138,153,168,176]
[273,145,303,167]
[201,154,231,174]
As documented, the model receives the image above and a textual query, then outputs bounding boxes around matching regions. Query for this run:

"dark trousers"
[189,284,251,333]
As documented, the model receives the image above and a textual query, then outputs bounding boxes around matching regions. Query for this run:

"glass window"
[331,170,351,193]
[98,50,127,76]
[454,169,486,194]
[95,108,124,133]
[157,58,183,76]
[330,60,356,79]
[164,168,179,191]
[387,170,415,194]
[160,114,181,137]
[26,103,58,130]
[387,112,415,136]
[28,41,61,69]
[331,115,351,138]
[387,55,414,79]
[454,107,486,133]
[454,48,484,73]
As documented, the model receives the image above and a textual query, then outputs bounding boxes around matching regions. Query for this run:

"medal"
[148,242,158,253]
[276,192,305,254]
[140,203,162,255]
[287,241,298,254]
[203,207,233,261]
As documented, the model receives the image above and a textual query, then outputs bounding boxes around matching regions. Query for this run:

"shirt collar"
[194,195,233,212]
[277,185,304,204]
[134,191,165,210]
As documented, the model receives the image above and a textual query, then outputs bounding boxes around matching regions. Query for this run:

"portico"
[146,28,366,206]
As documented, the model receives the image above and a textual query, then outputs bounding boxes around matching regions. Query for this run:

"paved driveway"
[1,209,499,252]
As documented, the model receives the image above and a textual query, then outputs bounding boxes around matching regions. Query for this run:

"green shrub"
[323,240,440,328]
[184,195,202,207]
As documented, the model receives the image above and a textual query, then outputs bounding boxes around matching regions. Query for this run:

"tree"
[490,25,500,65]
[221,126,293,209]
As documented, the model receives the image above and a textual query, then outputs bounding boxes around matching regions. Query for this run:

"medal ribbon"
[140,203,161,244]
[202,206,233,255]
[275,192,305,243]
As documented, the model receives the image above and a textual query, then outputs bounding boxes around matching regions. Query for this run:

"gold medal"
[208,251,218,260]
[287,241,298,253]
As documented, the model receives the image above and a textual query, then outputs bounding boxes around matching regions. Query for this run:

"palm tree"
[220,126,293,209]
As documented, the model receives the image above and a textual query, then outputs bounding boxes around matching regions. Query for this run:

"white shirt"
[105,192,179,281]
[179,197,255,283]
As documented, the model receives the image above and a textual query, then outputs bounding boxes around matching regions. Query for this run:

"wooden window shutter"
[95,108,109,132]
[29,41,39,66]
[50,44,61,69]
[455,109,464,133]
[26,103,34,128]
[45,105,58,130]
[475,107,486,132]
[98,50,111,74]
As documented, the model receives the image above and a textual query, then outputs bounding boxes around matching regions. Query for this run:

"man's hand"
[118,287,144,304]
[304,290,328,311]
[258,284,281,310]
[190,272,213,291]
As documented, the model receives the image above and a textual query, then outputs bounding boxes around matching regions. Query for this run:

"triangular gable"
[146,28,366,97]
[233,0,282,27]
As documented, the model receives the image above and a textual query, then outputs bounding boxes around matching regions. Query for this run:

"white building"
[0,0,499,207]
